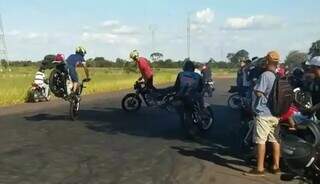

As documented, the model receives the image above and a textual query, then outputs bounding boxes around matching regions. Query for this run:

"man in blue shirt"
[66,46,90,93]
[245,51,281,177]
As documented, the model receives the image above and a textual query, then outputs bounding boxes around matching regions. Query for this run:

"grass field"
[0,67,235,107]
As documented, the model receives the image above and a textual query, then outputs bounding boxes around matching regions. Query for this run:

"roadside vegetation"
[0,66,235,107]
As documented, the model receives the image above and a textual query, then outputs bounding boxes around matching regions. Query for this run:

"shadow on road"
[24,103,251,172]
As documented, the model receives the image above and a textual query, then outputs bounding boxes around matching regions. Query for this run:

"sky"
[0,0,319,62]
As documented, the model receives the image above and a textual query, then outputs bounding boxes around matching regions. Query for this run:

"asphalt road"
[0,78,298,184]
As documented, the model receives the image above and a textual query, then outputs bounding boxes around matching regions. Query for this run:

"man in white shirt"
[34,67,49,100]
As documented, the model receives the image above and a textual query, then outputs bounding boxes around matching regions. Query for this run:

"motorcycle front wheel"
[228,94,242,110]
[121,93,142,112]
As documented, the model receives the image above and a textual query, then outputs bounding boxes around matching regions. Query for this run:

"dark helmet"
[183,59,195,72]
[292,67,304,78]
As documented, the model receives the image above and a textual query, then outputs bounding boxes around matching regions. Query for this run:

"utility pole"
[149,25,156,53]
[0,14,9,72]
[187,13,191,59]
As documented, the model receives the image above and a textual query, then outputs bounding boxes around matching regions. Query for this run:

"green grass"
[0,67,235,107]
[0,67,178,107]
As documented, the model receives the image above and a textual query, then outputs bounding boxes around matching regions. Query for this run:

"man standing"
[129,50,155,89]
[237,58,251,97]
[245,51,281,176]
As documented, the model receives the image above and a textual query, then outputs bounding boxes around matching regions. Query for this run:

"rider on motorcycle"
[33,66,50,100]
[129,50,155,90]
[174,59,204,108]
[66,47,90,93]
[304,56,320,119]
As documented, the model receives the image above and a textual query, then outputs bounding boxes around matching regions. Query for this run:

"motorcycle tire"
[228,94,242,110]
[121,93,142,112]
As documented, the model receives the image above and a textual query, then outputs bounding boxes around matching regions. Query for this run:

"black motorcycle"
[174,96,214,137]
[49,60,90,120]
[280,88,320,184]
[121,80,176,112]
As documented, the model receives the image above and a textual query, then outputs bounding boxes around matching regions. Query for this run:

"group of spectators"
[235,48,320,176]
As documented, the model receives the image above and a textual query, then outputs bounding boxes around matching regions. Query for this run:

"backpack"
[268,73,294,117]
[178,71,201,97]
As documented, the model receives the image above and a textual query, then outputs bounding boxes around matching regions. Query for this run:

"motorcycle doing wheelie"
[121,80,176,113]
[49,59,90,120]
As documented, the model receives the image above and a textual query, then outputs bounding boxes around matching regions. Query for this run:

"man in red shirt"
[129,50,155,89]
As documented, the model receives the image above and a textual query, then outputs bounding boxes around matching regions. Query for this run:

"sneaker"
[244,169,265,177]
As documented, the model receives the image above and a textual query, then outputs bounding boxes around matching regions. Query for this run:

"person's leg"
[268,118,281,173]
[272,142,280,170]
[146,76,155,90]
[244,117,269,176]
[257,143,266,172]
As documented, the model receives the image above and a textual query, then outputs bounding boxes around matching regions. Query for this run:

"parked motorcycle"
[227,86,247,110]
[28,82,51,103]
[280,88,320,184]
[121,80,176,112]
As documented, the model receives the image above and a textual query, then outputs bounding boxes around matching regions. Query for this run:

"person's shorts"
[253,116,280,144]
[68,66,79,82]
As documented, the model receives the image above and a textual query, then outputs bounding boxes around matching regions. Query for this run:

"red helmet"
[54,53,65,63]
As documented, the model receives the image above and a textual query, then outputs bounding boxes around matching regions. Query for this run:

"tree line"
[2,39,320,70]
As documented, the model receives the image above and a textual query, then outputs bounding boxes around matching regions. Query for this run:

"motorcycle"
[121,80,176,113]
[28,82,51,103]
[227,86,247,110]
[280,88,320,184]
[203,80,215,97]
[49,60,90,120]
[174,96,214,137]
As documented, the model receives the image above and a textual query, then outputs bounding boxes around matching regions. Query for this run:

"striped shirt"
[34,71,45,87]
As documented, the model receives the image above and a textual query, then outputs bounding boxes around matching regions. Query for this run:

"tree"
[285,50,307,70]
[0,59,8,69]
[228,49,250,65]
[150,52,164,62]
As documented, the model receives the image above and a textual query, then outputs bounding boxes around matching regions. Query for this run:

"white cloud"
[223,15,283,30]
[7,30,21,36]
[195,8,215,24]
[191,8,215,33]
[81,32,139,45]
[101,20,120,28]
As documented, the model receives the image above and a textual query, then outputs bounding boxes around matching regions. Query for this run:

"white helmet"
[129,50,139,60]
[75,46,87,56]
[307,56,320,67]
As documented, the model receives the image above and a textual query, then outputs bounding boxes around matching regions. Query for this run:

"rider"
[33,66,49,100]
[174,59,204,107]
[66,47,90,93]
[129,50,155,90]
[202,62,213,83]
[304,56,320,118]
